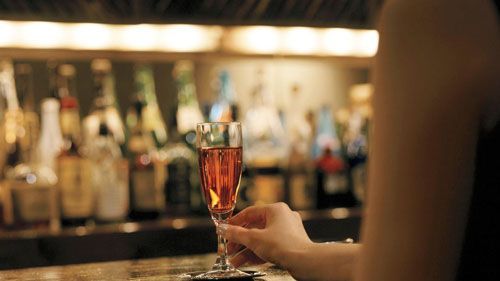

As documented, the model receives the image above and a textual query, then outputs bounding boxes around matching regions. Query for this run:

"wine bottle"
[163,61,202,215]
[56,64,94,226]
[313,106,355,209]
[133,64,168,148]
[126,84,164,220]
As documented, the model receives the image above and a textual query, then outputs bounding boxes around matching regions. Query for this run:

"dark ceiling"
[0,0,381,28]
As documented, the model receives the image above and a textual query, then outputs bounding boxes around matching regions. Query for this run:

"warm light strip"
[0,21,223,52]
[0,20,378,57]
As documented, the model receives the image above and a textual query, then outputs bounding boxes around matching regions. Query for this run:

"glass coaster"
[179,270,265,280]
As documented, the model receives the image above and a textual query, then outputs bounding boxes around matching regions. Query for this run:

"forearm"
[286,242,360,281]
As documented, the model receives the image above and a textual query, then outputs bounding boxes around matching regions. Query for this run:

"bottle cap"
[58,64,76,77]
[60,96,79,109]
[41,98,60,113]
[91,59,112,72]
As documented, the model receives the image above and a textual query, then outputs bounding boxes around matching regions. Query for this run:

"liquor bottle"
[286,84,314,210]
[84,60,129,223]
[14,64,39,165]
[343,84,373,204]
[243,68,288,205]
[83,59,126,150]
[344,110,368,205]
[1,91,61,231]
[209,70,237,122]
[163,61,202,215]
[56,64,94,226]
[313,106,355,209]
[126,90,164,220]
[87,116,129,223]
[133,64,167,147]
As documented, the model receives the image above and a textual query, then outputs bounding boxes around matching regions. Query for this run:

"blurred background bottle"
[242,68,288,206]
[85,59,129,223]
[56,64,94,226]
[164,61,202,215]
[14,64,39,166]
[126,64,167,220]
[286,84,314,210]
[314,105,356,209]
[83,59,126,151]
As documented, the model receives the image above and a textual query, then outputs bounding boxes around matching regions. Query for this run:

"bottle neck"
[0,65,19,111]
[60,107,82,152]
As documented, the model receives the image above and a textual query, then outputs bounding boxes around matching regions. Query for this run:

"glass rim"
[196,121,241,126]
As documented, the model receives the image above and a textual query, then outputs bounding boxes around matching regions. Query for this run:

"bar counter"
[0,254,294,280]
[0,208,361,270]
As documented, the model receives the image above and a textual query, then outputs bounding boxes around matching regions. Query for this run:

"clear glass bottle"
[243,68,288,168]
[56,64,94,226]
[84,60,129,223]
[83,59,126,150]
[163,61,202,215]
[242,68,288,206]
[87,116,129,223]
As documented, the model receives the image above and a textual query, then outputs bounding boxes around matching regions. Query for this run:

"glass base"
[193,268,250,280]
[193,259,250,280]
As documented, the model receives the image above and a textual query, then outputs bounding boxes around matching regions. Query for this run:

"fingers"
[221,224,261,250]
[229,205,267,226]
[230,248,265,268]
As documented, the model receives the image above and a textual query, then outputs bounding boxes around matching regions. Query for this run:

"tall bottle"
[313,106,355,209]
[84,60,129,223]
[244,68,288,168]
[209,70,238,122]
[1,83,60,231]
[15,64,39,165]
[163,61,202,215]
[83,59,126,150]
[126,64,167,219]
[286,84,314,210]
[243,68,288,206]
[56,64,94,226]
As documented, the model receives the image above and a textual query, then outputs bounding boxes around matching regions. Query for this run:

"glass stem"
[217,227,230,269]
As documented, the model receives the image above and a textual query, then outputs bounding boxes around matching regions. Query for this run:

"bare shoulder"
[376,0,499,111]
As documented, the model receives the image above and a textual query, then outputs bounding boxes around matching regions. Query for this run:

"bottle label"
[8,181,57,223]
[58,156,94,219]
[166,160,192,207]
[324,173,348,194]
[251,174,285,204]
[94,158,129,221]
[131,168,158,210]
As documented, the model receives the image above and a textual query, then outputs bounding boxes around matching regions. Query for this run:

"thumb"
[220,224,260,249]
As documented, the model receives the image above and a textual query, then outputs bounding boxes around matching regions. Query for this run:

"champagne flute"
[195,122,249,279]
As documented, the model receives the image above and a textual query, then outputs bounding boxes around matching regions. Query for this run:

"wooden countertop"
[0,254,294,280]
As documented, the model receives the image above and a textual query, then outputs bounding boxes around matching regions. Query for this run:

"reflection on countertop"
[0,253,295,281]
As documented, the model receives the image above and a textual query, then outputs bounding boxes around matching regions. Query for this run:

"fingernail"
[217,223,229,236]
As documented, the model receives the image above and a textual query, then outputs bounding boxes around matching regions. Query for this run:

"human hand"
[221,203,313,270]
